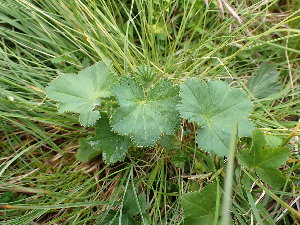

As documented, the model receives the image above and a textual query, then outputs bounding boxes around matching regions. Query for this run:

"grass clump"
[0,0,299,224]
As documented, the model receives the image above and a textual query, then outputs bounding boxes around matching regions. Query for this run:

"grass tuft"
[0,0,299,224]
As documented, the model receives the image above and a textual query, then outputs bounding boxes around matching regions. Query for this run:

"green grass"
[0,0,299,224]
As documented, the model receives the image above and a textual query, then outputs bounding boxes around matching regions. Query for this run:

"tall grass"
[0,0,299,224]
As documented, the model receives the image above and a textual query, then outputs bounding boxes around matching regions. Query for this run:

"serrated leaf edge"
[46,64,117,127]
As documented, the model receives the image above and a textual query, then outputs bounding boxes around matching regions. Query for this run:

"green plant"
[97,187,149,225]
[182,182,220,225]
[46,61,254,164]
[238,129,290,189]
[1,0,299,224]
[46,61,118,126]
[178,78,253,156]
[247,63,282,99]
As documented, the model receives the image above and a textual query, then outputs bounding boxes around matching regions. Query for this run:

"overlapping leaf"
[238,130,290,189]
[46,61,117,126]
[178,78,254,156]
[88,113,132,164]
[110,76,180,146]
[76,113,132,164]
[76,139,102,163]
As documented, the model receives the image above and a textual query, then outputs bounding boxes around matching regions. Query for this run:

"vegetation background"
[0,0,299,224]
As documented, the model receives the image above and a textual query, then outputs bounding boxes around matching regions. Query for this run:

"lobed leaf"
[46,61,117,126]
[255,168,286,190]
[88,113,132,164]
[182,182,220,225]
[265,135,282,148]
[178,78,254,156]
[110,77,180,146]
[238,130,290,189]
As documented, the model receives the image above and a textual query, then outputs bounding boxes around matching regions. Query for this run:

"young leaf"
[178,78,253,156]
[247,63,282,99]
[238,130,290,189]
[46,61,117,126]
[182,182,220,225]
[76,139,102,163]
[110,76,180,146]
[88,113,132,164]
[134,65,156,89]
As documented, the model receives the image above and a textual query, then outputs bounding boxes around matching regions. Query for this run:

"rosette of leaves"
[110,76,181,146]
[46,61,117,126]
[178,78,254,156]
